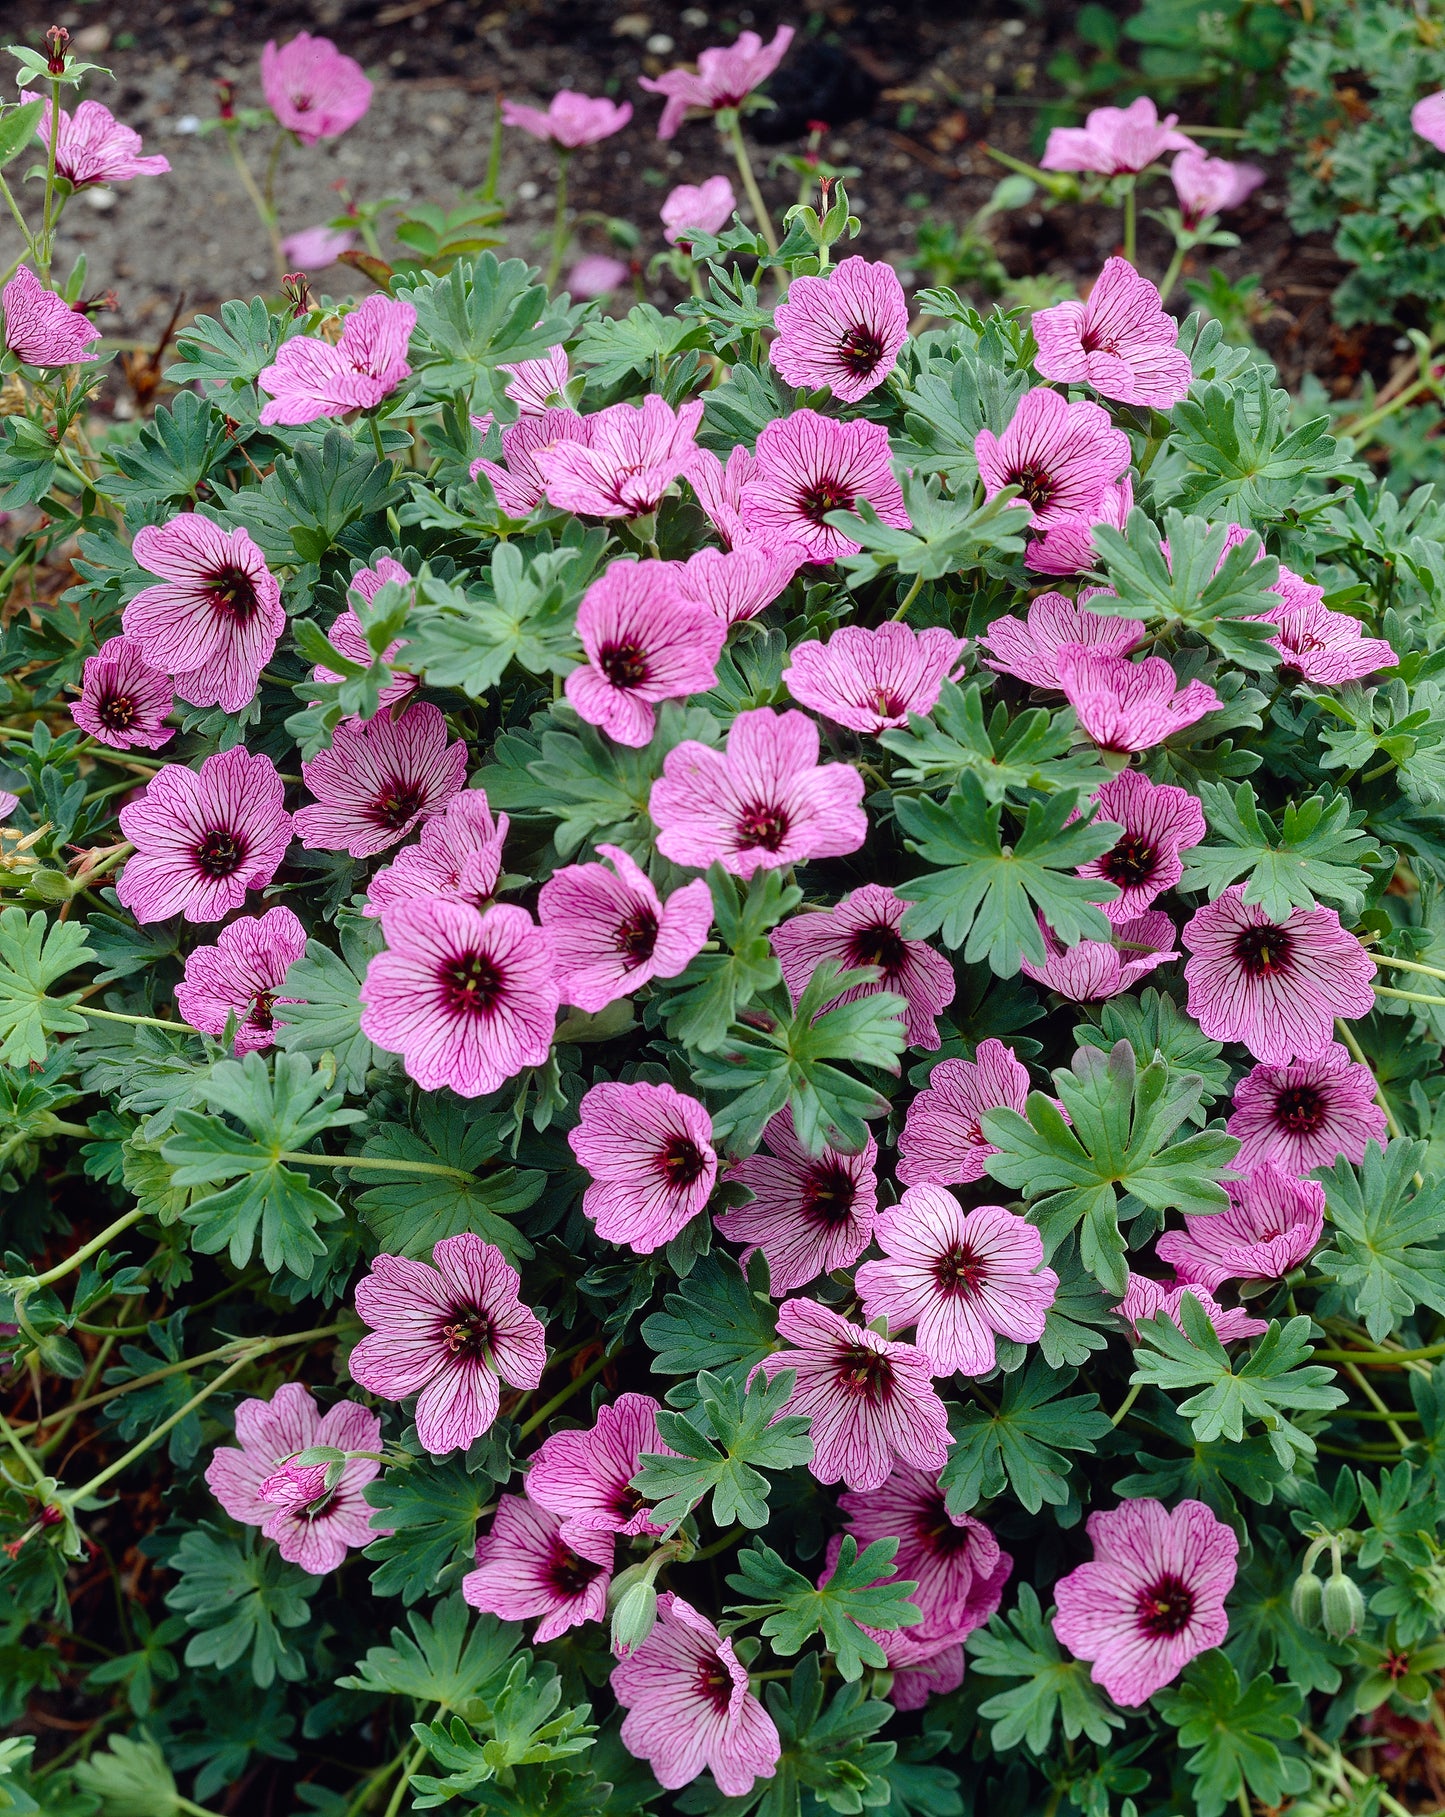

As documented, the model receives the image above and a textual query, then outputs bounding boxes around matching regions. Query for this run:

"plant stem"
[225,123,283,283]
[368,412,387,466]
[1335,1018,1406,1143]
[1313,1340,1445,1366]
[516,1348,613,1440]
[482,95,504,203]
[1157,240,1187,306]
[1122,180,1137,265]
[0,171,38,269]
[39,78,62,282]
[382,1743,427,1817]
[692,1523,746,1561]
[277,1150,477,1182]
[80,1005,189,1033]
[1371,952,1445,983]
[1374,983,1445,1008]
[1110,1380,1143,1427]
[26,1206,147,1292]
[890,573,925,623]
[1341,1358,1411,1447]
[546,150,572,290]
[1338,374,1437,444]
[724,113,778,254]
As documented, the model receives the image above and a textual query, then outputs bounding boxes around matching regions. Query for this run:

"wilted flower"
[174,905,307,1054]
[526,1392,674,1540]
[462,1494,612,1641]
[71,634,175,751]
[1041,97,1195,176]
[537,395,703,519]
[471,407,592,516]
[1114,1271,1267,1343]
[365,790,509,918]
[1170,147,1265,227]
[261,33,372,144]
[570,1080,717,1253]
[1227,1044,1388,1175]
[746,411,910,562]
[897,1038,1034,1188]
[38,100,169,186]
[258,295,415,425]
[783,623,966,736]
[501,91,632,147]
[717,1107,879,1293]
[1020,910,1178,1001]
[661,175,737,245]
[3,266,100,366]
[640,27,796,139]
[1156,1161,1325,1289]
[294,702,467,859]
[1056,644,1221,753]
[979,588,1143,689]
[1032,258,1192,408]
[538,842,713,1011]
[770,257,911,403]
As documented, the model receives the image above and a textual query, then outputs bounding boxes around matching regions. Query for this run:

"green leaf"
[364,1455,500,1605]
[101,390,230,507]
[403,253,574,394]
[70,1735,181,1817]
[659,866,800,1054]
[214,431,405,580]
[1315,1140,1445,1340]
[338,1596,521,1711]
[940,1356,1111,1515]
[726,1535,922,1682]
[574,302,709,388]
[0,414,59,508]
[1169,372,1355,518]
[0,101,44,170]
[1179,781,1382,919]
[641,1252,778,1404]
[633,1368,813,1531]
[271,918,384,1095]
[166,296,286,392]
[408,1660,595,1808]
[1113,1403,1289,1523]
[830,473,1029,583]
[879,681,1109,802]
[0,908,91,1064]
[164,1525,314,1687]
[1074,987,1231,1114]
[966,1583,1125,1754]
[1154,1651,1309,1817]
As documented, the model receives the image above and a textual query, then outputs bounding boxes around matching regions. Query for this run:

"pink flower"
[1041,97,1195,176]
[687,443,758,548]
[124,515,283,713]
[1052,1498,1237,1706]
[673,543,806,625]
[979,588,1143,689]
[258,295,415,425]
[1171,148,1265,228]
[205,1383,382,1576]
[856,1190,1059,1376]
[771,883,955,1050]
[639,26,796,140]
[1156,1161,1325,1290]
[349,1233,547,1455]
[499,345,571,414]
[1,267,99,366]
[462,1494,612,1642]
[116,747,292,925]
[567,254,630,300]
[770,257,910,403]
[757,1299,952,1492]
[1029,474,1135,577]
[360,899,558,1097]
[897,1038,1033,1188]
[538,842,713,1011]
[1413,92,1445,153]
[1227,1044,1388,1175]
[0,791,17,821]
[1032,258,1192,409]
[501,91,632,148]
[310,557,417,711]
[1182,885,1376,1065]
[612,1593,781,1794]
[365,790,508,919]
[650,707,867,877]
[174,905,307,1055]
[890,1644,968,1709]
[258,1458,332,1511]
[294,702,467,859]
[838,1465,1010,1631]
[564,559,726,746]
[71,634,175,751]
[281,223,356,269]
[1261,584,1397,686]
[1075,770,1206,924]
[1056,645,1221,753]
[975,388,1131,533]
[261,33,372,144]
[38,100,169,186]
[526,1392,674,1539]
[784,623,966,736]
[717,1107,879,1293]
[471,408,593,515]
[1020,910,1178,1001]
[569,1080,717,1253]
[662,175,737,245]
[746,411,910,562]
[1114,1272,1267,1344]
[537,395,702,519]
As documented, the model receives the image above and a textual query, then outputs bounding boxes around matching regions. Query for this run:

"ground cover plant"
[10,12,1445,1817]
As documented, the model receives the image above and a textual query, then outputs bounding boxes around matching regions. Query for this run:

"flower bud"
[610,1579,658,1658]
[215,79,236,122]
[1322,1571,1367,1640]
[1290,1568,1323,1628]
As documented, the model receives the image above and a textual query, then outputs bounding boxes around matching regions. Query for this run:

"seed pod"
[1322,1571,1367,1640]
[1290,1568,1324,1628]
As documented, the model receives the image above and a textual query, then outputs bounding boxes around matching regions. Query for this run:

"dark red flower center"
[835,1341,893,1403]
[695,1657,735,1714]
[847,920,907,975]
[442,1306,493,1359]
[293,91,314,113]
[373,782,427,829]
[736,801,789,852]
[933,1241,986,1298]
[610,1479,647,1521]
[800,1159,857,1228]
[195,828,245,877]
[249,991,276,1032]
[599,641,650,689]
[658,1135,708,1190]
[1273,1082,1325,1134]
[921,1492,973,1557]
[1137,1572,1195,1637]
[837,323,886,377]
[1233,923,1292,976]
[1079,327,1119,357]
[1100,833,1158,889]
[97,691,138,732]
[798,477,854,525]
[1008,464,1055,510]
[616,905,659,966]
[547,1537,605,1598]
[206,562,260,622]
[442,949,504,1016]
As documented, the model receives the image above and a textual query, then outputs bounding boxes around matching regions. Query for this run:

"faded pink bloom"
[1182,885,1376,1065]
[124,515,283,713]
[746,411,909,562]
[569,1080,717,1253]
[1114,1272,1267,1344]
[538,842,713,1011]
[856,1190,1058,1376]
[1413,92,1445,153]
[889,1642,968,1710]
[538,395,703,519]
[650,707,867,877]
[771,257,910,403]
[1227,1044,1388,1176]
[281,223,356,268]
[1,267,99,366]
[501,91,632,148]
[71,634,175,751]
[1076,770,1206,924]
[117,747,291,925]
[360,899,558,1097]
[38,100,169,186]
[717,1107,879,1293]
[527,1392,674,1540]
[257,1458,331,1511]
[294,702,467,858]
[1042,97,1195,176]
[975,388,1131,533]
[838,1464,1011,1632]
[673,543,807,625]
[640,26,796,140]
[771,883,955,1050]
[687,443,758,548]
[1032,258,1192,408]
[979,588,1143,690]
[662,174,737,245]
[471,408,593,515]
[174,905,307,1054]
[1261,584,1397,686]
[349,1233,547,1455]
[784,623,966,736]
[567,254,630,300]
[0,791,16,821]
[1052,1498,1238,1706]
[462,1494,612,1642]
[1056,645,1221,753]
[565,559,726,746]
[310,557,417,711]
[365,790,509,919]
[205,1383,382,1576]
[1029,474,1135,577]
[1170,148,1265,228]
[1157,1161,1325,1290]
[258,295,415,425]
[898,1039,1034,1189]
[757,1299,952,1492]
[1020,910,1178,1001]
[261,33,372,145]
[612,1594,781,1794]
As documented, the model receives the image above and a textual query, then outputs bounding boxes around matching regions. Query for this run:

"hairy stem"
[725,113,779,254]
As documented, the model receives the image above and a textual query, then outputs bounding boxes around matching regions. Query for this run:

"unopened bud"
[1322,1571,1367,1640]
[38,1503,64,1528]
[44,26,70,75]
[1290,1568,1323,1628]
[610,1579,658,1657]
[215,79,236,121]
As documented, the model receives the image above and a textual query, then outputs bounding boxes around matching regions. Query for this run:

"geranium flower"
[640,26,796,139]
[281,223,356,269]
[1182,885,1376,1064]
[258,295,415,425]
[783,623,966,735]
[1171,148,1265,227]
[0,790,16,821]
[567,254,630,300]
[746,411,910,562]
[1052,1498,1238,1705]
[205,1384,383,1576]
[897,1038,1034,1188]
[564,559,726,746]
[1029,475,1135,576]
[1413,92,1445,153]
[1,266,100,366]
[662,175,737,245]
[611,1594,782,1794]
[757,1299,952,1492]
[652,707,867,877]
[838,1464,1010,1630]
[1032,258,1192,408]
[1056,645,1221,753]
[360,899,558,1097]
[1113,1272,1267,1343]
[38,100,169,185]
[71,634,175,751]
[856,1189,1059,1376]
[349,1233,547,1454]
[717,1107,879,1293]
[979,588,1143,689]
[261,33,372,144]
[538,842,713,1011]
[501,91,632,147]
[687,443,758,547]
[673,543,807,624]
[1261,583,1397,686]
[365,790,509,919]
[770,257,911,403]
[116,747,292,925]
[1041,97,1195,175]
[1227,1044,1388,1175]
[471,408,593,515]
[771,883,955,1050]
[526,1392,674,1540]
[1075,770,1206,925]
[174,905,307,1054]
[310,557,417,711]
[537,396,703,518]
[569,1080,717,1253]
[294,702,467,859]
[499,345,571,414]
[461,1494,612,1641]
[1156,1161,1325,1289]
[975,388,1131,533]
[1020,910,1178,1001]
